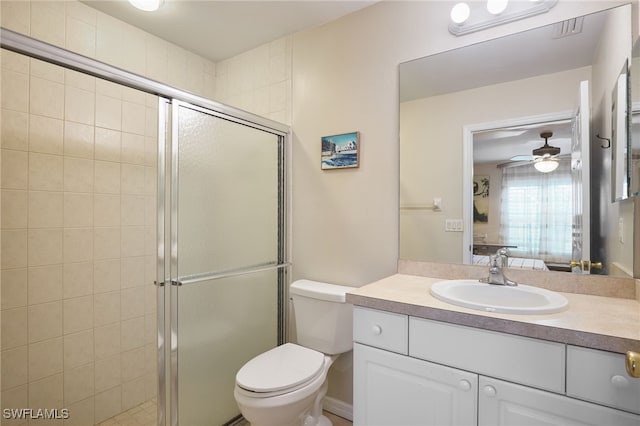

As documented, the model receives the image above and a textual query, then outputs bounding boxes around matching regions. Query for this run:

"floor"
[234,411,352,426]
[97,400,157,426]
[98,399,352,426]
[323,412,353,426]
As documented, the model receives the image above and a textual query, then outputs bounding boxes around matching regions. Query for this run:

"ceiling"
[473,120,572,164]
[400,9,606,102]
[82,0,376,62]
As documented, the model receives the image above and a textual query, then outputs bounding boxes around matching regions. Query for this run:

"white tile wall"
[214,36,292,124]
[1,0,293,423]
[1,49,158,426]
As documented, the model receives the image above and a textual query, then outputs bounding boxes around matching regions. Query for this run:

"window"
[499,161,572,263]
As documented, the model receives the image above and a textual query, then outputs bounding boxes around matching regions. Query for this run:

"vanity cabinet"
[479,376,640,426]
[354,343,477,426]
[353,306,640,426]
[566,345,640,415]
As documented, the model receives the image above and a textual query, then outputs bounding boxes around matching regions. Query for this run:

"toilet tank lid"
[290,280,354,302]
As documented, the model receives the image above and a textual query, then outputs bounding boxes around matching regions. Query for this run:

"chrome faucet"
[480,249,518,286]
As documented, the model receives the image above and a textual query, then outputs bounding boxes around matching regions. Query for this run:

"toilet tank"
[290,280,354,355]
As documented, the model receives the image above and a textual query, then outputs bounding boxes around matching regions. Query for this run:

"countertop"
[346,273,640,354]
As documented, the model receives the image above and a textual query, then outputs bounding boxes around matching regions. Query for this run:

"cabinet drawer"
[567,346,640,414]
[410,317,565,393]
[354,307,408,354]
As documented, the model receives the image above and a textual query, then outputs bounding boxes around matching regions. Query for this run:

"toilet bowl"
[233,280,354,426]
[234,343,337,426]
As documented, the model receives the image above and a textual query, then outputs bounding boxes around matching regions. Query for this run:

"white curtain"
[499,161,572,263]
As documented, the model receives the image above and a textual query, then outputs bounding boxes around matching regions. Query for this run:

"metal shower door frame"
[159,99,290,426]
[0,28,291,426]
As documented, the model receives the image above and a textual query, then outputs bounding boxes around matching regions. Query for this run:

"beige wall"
[590,4,634,275]
[291,0,627,283]
[290,0,631,408]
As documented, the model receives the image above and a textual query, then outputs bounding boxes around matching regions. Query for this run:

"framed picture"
[321,131,360,170]
[473,175,490,223]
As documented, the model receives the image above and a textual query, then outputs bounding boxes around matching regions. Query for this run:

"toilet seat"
[236,343,325,398]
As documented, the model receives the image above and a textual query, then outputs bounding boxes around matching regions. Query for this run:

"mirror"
[612,60,631,201]
[399,5,635,277]
[631,41,640,197]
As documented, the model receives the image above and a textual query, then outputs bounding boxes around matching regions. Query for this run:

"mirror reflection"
[472,122,574,272]
[399,5,635,277]
[612,60,631,202]
[631,42,640,197]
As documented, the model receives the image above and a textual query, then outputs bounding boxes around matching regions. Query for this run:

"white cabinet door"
[479,376,640,426]
[354,343,477,426]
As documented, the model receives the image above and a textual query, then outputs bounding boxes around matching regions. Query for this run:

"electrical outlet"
[445,219,464,232]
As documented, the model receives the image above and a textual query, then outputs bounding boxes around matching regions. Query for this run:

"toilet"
[234,279,354,426]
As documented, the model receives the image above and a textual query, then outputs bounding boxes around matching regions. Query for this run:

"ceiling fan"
[509,131,563,173]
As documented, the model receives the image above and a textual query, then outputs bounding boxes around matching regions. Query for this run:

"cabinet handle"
[611,375,630,388]
[483,385,497,397]
[372,325,382,335]
[458,379,472,391]
[626,351,640,378]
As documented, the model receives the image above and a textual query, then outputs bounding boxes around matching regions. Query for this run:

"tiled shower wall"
[214,37,293,125]
[0,1,293,126]
[1,49,158,425]
[0,0,293,424]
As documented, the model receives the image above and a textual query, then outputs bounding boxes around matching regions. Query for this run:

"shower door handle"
[153,280,184,286]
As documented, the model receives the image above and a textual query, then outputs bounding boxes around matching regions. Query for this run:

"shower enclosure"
[160,100,288,425]
[1,28,289,426]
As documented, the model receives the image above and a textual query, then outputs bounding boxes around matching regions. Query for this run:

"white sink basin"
[430,279,569,315]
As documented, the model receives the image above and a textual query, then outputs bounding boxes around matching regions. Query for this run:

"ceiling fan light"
[451,2,471,24]
[534,157,559,173]
[128,0,164,12]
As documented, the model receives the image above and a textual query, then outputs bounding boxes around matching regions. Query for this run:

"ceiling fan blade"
[509,155,532,161]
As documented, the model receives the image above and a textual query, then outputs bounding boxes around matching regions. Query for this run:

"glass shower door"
[166,101,286,425]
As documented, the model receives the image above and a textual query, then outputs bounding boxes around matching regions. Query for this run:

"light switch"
[445,219,463,232]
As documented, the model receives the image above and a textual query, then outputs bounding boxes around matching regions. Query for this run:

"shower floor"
[97,399,352,426]
[98,399,157,426]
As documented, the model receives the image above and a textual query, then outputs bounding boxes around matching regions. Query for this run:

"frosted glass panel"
[172,103,283,425]
[177,271,278,425]
[177,105,280,277]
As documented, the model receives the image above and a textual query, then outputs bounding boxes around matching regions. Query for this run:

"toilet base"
[316,414,332,426]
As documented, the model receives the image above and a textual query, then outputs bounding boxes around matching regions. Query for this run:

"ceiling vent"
[552,16,584,39]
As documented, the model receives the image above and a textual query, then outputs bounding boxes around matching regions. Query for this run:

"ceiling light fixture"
[533,156,559,173]
[449,0,557,36]
[487,0,508,15]
[128,0,164,12]
[450,3,471,25]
